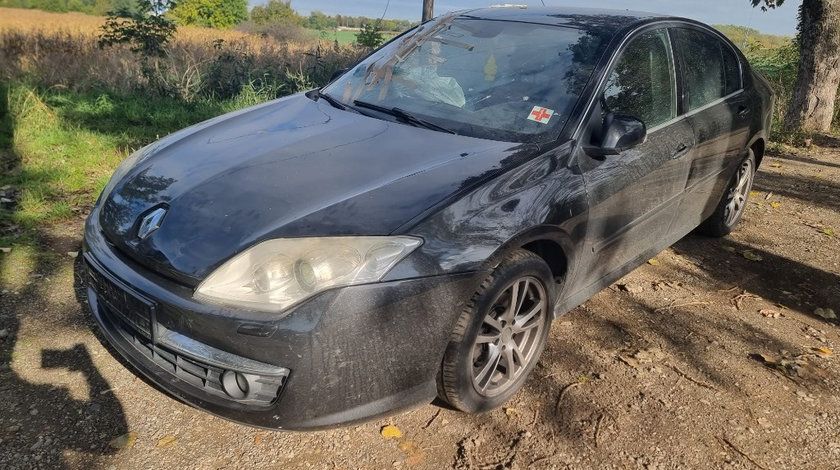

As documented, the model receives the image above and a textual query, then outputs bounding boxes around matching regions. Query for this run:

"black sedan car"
[82,7,773,429]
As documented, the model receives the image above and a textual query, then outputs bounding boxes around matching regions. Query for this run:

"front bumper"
[82,214,480,430]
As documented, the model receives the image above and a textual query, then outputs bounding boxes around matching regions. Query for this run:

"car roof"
[455,6,674,34]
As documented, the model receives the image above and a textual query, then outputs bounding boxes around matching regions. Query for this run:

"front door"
[575,28,694,288]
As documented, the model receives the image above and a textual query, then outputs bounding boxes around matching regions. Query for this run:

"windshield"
[324,15,610,143]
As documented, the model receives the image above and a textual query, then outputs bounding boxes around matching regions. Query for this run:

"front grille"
[106,304,286,406]
[86,262,154,339]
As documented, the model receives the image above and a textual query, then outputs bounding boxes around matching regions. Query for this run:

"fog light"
[221,370,250,399]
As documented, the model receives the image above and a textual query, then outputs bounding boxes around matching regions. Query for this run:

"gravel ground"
[1,143,839,469]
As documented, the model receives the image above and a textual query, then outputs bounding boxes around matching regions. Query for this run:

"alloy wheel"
[470,276,547,397]
[724,157,755,227]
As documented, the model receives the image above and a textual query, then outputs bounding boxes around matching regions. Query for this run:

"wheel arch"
[481,225,578,295]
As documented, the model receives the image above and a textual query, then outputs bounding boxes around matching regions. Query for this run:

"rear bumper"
[82,212,480,430]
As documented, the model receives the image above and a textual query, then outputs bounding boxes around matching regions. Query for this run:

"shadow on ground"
[1,84,129,468]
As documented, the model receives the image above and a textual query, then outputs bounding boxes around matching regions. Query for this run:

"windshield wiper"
[353,100,456,134]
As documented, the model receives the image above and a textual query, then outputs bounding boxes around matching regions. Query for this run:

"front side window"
[674,28,743,110]
[324,16,612,142]
[602,29,676,129]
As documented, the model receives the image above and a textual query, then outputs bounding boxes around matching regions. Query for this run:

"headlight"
[194,236,423,313]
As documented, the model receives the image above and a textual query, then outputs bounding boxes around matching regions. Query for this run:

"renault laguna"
[82,7,772,429]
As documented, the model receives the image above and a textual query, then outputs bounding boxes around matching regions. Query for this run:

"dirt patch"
[1,143,838,469]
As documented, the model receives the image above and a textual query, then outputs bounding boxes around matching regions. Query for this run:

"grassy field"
[306,29,399,45]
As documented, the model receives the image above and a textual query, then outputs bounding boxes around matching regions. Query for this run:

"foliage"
[98,0,177,56]
[250,0,300,26]
[2,12,365,102]
[713,24,791,49]
[171,0,247,29]
[355,22,384,48]
[235,20,309,43]
[750,0,786,10]
[306,10,337,30]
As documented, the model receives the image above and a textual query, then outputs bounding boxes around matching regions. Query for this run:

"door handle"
[672,143,690,159]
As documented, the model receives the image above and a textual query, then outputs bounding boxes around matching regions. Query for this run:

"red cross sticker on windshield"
[527,106,554,124]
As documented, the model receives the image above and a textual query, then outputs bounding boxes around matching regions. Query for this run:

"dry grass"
[0,7,363,101]
[1,7,267,44]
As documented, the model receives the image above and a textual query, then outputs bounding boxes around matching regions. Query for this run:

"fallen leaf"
[109,432,138,450]
[814,308,837,320]
[812,347,833,357]
[398,440,425,467]
[647,259,660,266]
[749,191,760,196]
[771,163,782,168]
[254,433,262,444]
[381,424,403,439]
[742,250,763,261]
[618,354,640,369]
[722,246,736,253]
[157,435,178,448]
[752,201,765,206]
[633,347,665,364]
[759,309,781,318]
[823,228,836,237]
[752,353,777,364]
[504,407,519,417]
[770,202,781,208]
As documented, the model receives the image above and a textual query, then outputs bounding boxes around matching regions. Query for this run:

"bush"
[235,20,309,44]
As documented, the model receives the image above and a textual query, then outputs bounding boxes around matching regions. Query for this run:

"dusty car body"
[82,7,773,429]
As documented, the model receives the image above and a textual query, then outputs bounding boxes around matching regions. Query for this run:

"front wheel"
[698,149,757,237]
[437,249,554,413]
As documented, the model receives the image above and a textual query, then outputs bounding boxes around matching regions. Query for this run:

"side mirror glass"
[583,113,647,158]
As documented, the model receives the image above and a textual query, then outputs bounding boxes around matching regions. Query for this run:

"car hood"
[98,93,533,284]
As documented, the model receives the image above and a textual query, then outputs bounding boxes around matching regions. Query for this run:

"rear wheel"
[698,149,756,237]
[438,250,554,413]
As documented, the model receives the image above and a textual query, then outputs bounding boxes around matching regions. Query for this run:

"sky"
[267,0,800,36]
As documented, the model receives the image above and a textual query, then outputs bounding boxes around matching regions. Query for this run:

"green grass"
[0,82,268,246]
[305,28,399,45]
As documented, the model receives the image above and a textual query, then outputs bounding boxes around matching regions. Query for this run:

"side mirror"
[583,113,647,158]
[330,68,349,82]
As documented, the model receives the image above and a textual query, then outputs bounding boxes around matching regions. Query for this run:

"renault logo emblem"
[137,207,167,240]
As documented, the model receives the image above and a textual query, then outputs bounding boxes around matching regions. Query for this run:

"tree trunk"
[784,0,840,133]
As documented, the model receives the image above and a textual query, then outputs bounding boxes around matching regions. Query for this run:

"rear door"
[575,28,695,288]
[669,27,752,234]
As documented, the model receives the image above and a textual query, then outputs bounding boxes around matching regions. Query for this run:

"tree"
[356,22,384,48]
[172,0,248,29]
[752,0,840,134]
[250,0,301,26]
[99,0,177,56]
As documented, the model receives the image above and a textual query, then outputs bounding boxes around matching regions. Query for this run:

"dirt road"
[1,143,838,469]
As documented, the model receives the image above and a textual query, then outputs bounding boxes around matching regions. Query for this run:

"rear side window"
[674,28,742,110]
[602,29,676,128]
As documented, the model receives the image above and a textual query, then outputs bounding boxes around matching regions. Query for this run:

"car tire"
[697,149,757,237]
[438,249,554,413]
